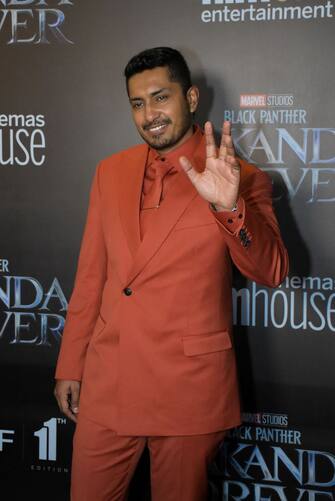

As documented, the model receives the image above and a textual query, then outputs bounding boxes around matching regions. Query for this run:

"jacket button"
[123,287,132,296]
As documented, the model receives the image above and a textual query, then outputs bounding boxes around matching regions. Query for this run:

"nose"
[144,103,159,125]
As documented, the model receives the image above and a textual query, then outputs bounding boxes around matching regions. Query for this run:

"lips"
[144,121,170,135]
[148,124,167,133]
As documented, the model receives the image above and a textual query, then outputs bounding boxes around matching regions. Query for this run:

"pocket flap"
[182,330,232,356]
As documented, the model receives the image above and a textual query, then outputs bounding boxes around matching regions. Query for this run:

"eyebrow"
[129,88,169,102]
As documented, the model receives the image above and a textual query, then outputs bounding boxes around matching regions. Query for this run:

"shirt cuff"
[210,197,245,235]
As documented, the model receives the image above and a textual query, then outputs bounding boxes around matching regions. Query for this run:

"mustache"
[143,119,171,131]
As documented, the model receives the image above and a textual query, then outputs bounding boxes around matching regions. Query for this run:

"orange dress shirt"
[140,125,245,240]
[140,126,202,239]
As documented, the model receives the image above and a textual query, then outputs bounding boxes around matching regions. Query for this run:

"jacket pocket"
[182,330,232,356]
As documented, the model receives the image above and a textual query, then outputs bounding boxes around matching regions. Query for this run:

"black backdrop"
[1,1,335,499]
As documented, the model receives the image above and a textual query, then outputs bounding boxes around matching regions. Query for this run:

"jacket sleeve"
[55,162,107,381]
[212,159,289,287]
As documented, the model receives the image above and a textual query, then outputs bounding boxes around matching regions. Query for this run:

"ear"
[186,86,199,113]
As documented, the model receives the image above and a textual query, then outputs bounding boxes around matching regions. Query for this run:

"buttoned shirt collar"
[147,125,202,170]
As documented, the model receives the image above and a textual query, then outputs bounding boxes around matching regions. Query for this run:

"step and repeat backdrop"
[1,1,334,499]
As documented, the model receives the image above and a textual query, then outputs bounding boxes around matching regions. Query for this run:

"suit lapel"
[126,134,207,285]
[126,170,198,285]
[118,145,148,258]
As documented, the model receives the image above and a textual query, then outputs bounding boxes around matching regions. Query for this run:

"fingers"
[179,155,201,185]
[226,154,241,171]
[204,120,235,161]
[54,380,80,424]
[204,121,217,160]
[55,392,75,423]
[70,384,80,416]
[219,121,235,159]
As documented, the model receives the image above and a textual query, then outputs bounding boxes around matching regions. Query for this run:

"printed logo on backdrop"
[30,417,70,473]
[0,417,70,473]
[0,114,46,167]
[0,0,74,45]
[34,418,59,461]
[0,428,15,451]
[216,412,335,500]
[0,258,67,346]
[225,93,335,204]
[0,425,21,467]
[233,276,335,333]
[200,0,334,23]
[227,94,335,335]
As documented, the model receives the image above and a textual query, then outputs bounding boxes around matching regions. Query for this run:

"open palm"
[180,121,240,210]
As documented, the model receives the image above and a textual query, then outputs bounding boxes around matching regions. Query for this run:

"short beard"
[139,112,193,152]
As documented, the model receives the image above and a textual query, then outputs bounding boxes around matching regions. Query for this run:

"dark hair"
[124,47,192,96]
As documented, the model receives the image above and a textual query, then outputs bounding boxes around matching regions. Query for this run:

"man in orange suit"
[54,47,288,501]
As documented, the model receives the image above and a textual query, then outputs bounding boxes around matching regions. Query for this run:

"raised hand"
[179,121,240,211]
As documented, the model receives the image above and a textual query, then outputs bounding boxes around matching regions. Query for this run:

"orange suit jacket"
[55,132,288,436]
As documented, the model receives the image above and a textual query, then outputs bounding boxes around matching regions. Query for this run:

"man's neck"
[156,125,195,156]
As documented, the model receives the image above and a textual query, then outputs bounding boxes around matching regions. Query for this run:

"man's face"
[127,66,199,154]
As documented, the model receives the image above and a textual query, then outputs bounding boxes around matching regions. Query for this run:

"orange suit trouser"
[71,414,225,501]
